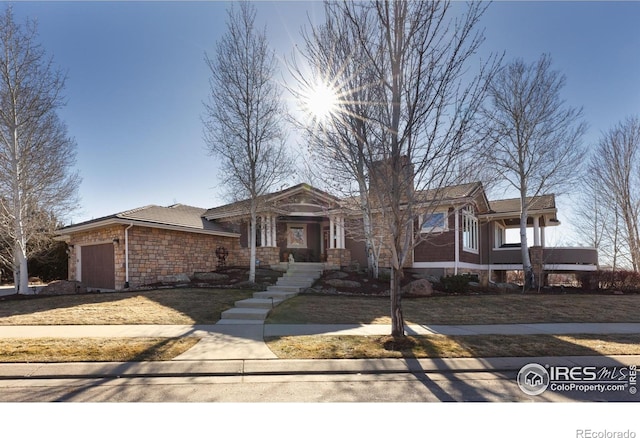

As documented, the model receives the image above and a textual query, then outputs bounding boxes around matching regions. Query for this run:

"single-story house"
[56,182,598,290]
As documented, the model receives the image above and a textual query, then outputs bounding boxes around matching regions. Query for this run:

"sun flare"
[305,81,339,121]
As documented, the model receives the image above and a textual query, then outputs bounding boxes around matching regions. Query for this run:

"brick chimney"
[369,155,415,204]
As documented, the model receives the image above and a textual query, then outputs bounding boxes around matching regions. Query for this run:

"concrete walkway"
[1,322,639,360]
[1,322,639,380]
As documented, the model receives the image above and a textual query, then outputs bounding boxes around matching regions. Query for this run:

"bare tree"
[482,54,587,289]
[203,2,291,283]
[289,1,386,278]
[0,8,80,294]
[294,1,497,337]
[588,117,640,272]
[575,170,623,270]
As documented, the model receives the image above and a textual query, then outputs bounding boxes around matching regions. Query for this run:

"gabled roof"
[415,182,490,211]
[204,183,342,220]
[480,194,559,227]
[57,204,238,237]
[488,194,556,215]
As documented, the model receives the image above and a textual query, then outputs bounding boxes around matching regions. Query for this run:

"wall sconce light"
[113,238,120,244]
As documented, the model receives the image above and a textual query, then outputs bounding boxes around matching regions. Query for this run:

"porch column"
[454,207,459,275]
[265,215,272,247]
[533,216,540,246]
[271,215,277,247]
[540,225,546,248]
[329,216,335,249]
[338,216,345,249]
[260,216,266,247]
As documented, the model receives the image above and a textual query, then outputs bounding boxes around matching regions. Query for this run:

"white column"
[260,216,266,247]
[339,217,345,249]
[271,215,277,247]
[540,225,546,248]
[329,216,335,249]
[454,207,459,275]
[265,215,271,247]
[533,216,540,246]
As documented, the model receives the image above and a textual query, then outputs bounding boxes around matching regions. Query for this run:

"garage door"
[81,243,115,289]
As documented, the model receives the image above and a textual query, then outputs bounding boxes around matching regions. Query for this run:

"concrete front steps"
[218,262,324,324]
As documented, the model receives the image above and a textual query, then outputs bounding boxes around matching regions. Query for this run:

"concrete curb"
[0,355,637,380]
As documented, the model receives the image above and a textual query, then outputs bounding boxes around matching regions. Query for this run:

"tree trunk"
[249,206,257,284]
[14,240,28,294]
[390,266,404,337]
[520,207,534,290]
[359,190,379,279]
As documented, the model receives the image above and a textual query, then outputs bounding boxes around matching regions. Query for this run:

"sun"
[304,81,339,122]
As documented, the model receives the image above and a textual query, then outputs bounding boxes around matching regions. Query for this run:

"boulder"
[325,271,349,280]
[192,272,229,281]
[412,273,441,284]
[159,274,191,283]
[401,279,433,297]
[325,279,361,288]
[39,280,87,296]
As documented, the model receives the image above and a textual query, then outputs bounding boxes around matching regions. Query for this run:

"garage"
[80,243,115,290]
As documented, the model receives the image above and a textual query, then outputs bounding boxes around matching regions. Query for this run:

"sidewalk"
[1,321,639,379]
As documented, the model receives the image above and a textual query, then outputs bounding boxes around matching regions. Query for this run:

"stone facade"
[326,248,351,269]
[68,224,238,290]
[235,246,280,268]
[67,225,125,287]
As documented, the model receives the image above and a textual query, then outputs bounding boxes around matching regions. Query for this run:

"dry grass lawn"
[0,288,253,325]
[266,293,640,324]
[1,289,639,362]
[266,333,640,359]
[0,337,200,362]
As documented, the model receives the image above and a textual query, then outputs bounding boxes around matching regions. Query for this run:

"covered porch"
[247,213,350,268]
[206,184,351,269]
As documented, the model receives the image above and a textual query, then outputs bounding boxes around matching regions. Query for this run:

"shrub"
[440,274,476,293]
[588,270,640,292]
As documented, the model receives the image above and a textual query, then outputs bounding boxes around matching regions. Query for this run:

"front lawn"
[265,293,640,325]
[0,288,253,325]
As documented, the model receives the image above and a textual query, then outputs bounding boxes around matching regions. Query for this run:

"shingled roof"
[488,194,556,215]
[204,183,342,219]
[58,204,238,236]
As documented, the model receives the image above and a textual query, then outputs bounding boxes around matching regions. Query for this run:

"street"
[3,369,639,438]
[1,369,636,402]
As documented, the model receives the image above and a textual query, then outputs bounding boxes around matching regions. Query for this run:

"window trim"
[286,224,307,248]
[420,211,448,234]
[462,206,479,254]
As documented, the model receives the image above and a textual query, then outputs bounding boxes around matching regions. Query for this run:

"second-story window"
[462,206,479,253]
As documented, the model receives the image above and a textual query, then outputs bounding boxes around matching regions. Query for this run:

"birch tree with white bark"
[481,54,586,289]
[0,8,80,294]
[203,2,291,283]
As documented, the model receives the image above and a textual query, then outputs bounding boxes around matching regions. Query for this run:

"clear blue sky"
[8,1,640,239]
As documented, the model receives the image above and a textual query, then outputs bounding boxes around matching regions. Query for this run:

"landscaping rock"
[39,280,87,296]
[401,279,433,297]
[192,272,229,281]
[325,279,362,288]
[412,273,440,284]
[159,274,191,283]
[325,271,349,280]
